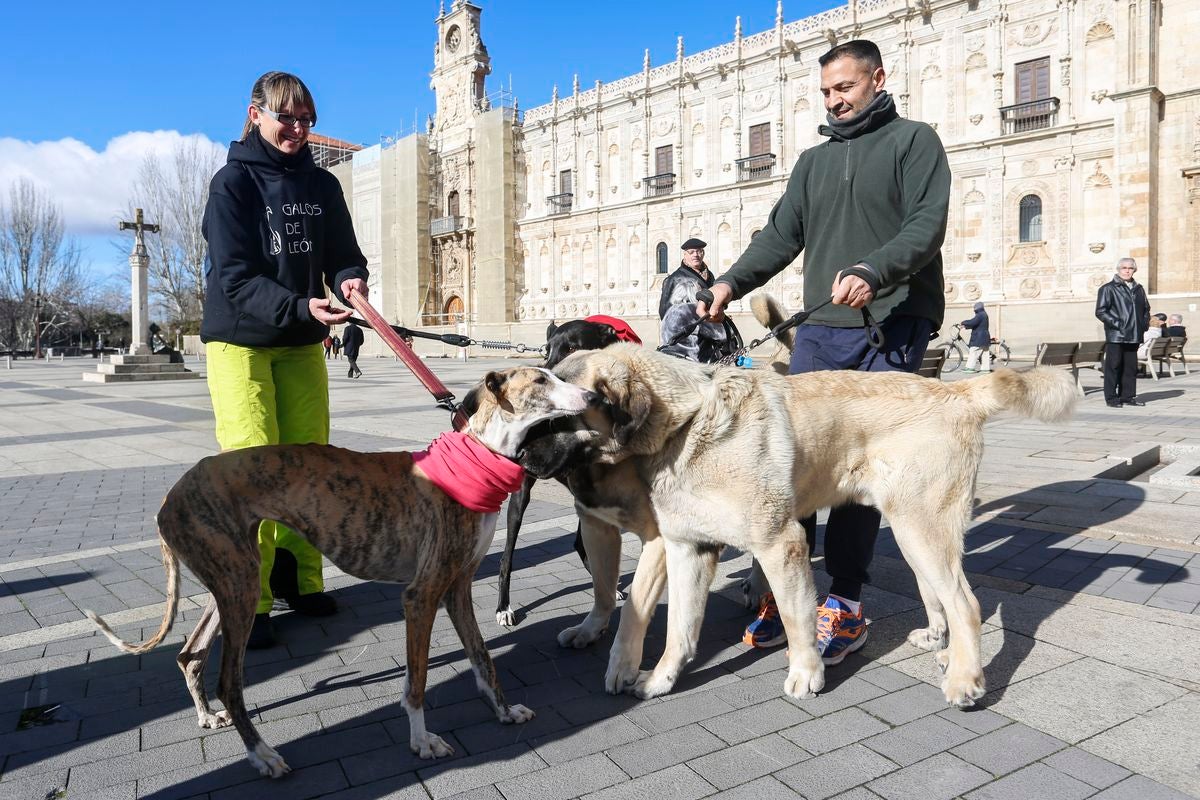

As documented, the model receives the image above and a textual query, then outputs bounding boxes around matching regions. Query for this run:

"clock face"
[447,26,461,52]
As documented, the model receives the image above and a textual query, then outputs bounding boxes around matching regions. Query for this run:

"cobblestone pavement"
[1,353,1198,799]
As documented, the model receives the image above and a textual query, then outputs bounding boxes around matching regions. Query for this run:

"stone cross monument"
[117,208,160,355]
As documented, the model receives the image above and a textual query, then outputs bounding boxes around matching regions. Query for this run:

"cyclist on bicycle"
[961,301,991,373]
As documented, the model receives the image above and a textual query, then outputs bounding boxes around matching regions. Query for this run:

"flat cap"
[681,237,707,250]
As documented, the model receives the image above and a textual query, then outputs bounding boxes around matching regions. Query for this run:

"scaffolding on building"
[308,133,363,170]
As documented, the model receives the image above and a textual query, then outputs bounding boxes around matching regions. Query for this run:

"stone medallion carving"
[967,252,982,262]
[1088,273,1107,289]
[964,282,982,301]
[1020,248,1039,267]
[1089,242,1106,254]
[966,33,985,52]
[747,91,771,112]
[557,144,573,164]
[557,304,565,316]
[1019,277,1041,298]
[1021,159,1039,177]
[1008,19,1057,47]
[944,282,958,301]
[654,118,675,137]
[969,114,983,126]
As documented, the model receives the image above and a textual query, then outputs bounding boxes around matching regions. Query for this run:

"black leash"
[685,289,886,367]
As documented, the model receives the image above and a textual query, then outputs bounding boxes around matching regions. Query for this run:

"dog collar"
[413,432,526,513]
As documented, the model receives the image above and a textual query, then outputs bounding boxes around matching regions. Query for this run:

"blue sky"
[1,0,839,285]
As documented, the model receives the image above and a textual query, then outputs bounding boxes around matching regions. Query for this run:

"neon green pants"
[206,341,330,614]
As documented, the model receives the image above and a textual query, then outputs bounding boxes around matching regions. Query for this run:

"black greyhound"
[495,318,627,625]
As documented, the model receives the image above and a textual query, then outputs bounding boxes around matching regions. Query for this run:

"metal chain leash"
[470,339,547,355]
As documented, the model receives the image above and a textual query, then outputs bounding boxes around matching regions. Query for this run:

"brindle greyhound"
[84,366,597,779]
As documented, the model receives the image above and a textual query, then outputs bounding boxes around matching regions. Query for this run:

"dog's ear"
[484,371,506,397]
[545,321,559,339]
[596,323,620,348]
[596,371,651,448]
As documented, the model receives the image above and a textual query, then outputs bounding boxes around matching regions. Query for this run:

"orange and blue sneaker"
[817,595,868,665]
[743,592,787,648]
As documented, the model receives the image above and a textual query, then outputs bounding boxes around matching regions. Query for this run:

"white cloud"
[0,131,226,237]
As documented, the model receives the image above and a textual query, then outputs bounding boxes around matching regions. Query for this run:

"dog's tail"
[749,293,796,375]
[957,367,1080,423]
[84,537,180,654]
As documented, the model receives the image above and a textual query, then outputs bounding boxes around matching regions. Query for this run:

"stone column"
[129,240,151,355]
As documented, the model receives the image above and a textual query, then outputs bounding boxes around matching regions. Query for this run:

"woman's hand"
[309,297,353,324]
[341,278,368,303]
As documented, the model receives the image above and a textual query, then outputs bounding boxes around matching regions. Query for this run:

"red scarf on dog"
[585,314,642,345]
[413,432,526,513]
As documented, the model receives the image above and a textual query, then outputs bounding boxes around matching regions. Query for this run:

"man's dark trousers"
[1103,342,1138,404]
[789,314,934,602]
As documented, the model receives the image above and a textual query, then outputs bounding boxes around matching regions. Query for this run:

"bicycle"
[933,324,1011,372]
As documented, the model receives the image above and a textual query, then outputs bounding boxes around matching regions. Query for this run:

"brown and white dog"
[84,367,596,778]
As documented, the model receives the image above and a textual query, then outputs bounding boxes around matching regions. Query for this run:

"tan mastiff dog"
[521,345,1078,709]
[85,366,596,778]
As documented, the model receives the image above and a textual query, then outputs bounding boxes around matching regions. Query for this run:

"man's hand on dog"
[832,266,875,309]
[696,282,734,322]
[308,279,369,325]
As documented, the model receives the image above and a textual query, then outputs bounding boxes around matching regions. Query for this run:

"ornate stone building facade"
[334,0,1200,351]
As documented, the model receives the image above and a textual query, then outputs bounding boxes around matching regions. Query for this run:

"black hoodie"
[200,131,368,347]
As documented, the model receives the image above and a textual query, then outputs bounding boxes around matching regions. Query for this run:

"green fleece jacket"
[717,100,950,328]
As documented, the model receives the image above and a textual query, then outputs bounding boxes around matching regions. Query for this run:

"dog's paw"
[496,607,517,627]
[411,731,455,759]
[942,671,987,709]
[247,741,291,778]
[499,703,535,724]
[557,621,606,649]
[629,669,676,699]
[935,648,951,674]
[907,626,949,652]
[197,710,232,729]
[604,657,640,695]
[783,651,825,700]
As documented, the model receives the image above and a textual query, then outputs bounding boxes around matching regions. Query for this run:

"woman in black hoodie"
[201,71,369,648]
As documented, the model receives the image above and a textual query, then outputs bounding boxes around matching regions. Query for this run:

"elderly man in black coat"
[960,301,991,373]
[657,238,731,363]
[1095,258,1150,407]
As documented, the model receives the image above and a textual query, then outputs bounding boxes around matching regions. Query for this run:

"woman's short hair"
[241,71,317,141]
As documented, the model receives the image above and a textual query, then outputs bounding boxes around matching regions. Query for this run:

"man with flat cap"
[658,238,713,319]
[658,238,732,362]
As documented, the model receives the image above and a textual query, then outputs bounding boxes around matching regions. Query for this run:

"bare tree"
[0,178,85,356]
[127,137,223,326]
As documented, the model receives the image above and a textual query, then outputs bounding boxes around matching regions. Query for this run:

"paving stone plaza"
[1,353,1198,799]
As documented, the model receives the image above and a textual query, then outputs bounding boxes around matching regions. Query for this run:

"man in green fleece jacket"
[699,39,950,664]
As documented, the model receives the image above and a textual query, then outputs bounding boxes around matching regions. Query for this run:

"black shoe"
[247,613,277,649]
[1123,399,1146,407]
[1105,400,1122,408]
[288,592,339,616]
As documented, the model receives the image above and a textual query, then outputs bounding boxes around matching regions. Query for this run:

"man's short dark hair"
[818,39,883,70]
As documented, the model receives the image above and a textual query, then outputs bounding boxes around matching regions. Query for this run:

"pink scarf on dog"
[413,432,526,513]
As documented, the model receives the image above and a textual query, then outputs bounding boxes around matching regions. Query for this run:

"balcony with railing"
[643,172,676,199]
[546,193,573,215]
[431,216,469,237]
[736,153,777,182]
[999,98,1060,135]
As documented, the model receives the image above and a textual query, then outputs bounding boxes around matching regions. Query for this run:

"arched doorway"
[444,295,464,323]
